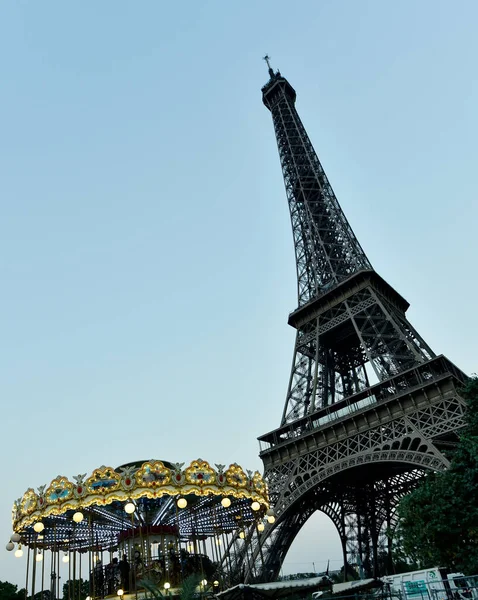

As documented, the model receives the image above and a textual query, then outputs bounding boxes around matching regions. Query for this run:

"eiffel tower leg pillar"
[341,536,348,583]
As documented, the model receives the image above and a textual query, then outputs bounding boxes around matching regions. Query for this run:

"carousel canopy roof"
[12,459,269,549]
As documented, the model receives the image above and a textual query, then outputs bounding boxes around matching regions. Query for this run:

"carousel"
[7,459,274,599]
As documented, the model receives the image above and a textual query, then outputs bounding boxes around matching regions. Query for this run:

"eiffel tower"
[241,61,469,582]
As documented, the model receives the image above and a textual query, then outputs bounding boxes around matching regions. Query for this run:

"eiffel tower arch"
[236,64,469,583]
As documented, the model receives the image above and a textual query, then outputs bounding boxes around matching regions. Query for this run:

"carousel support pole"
[88,545,92,599]
[139,523,145,568]
[31,539,37,600]
[201,535,208,587]
[129,512,137,600]
[101,542,105,594]
[194,509,204,584]
[73,550,77,600]
[109,546,113,588]
[175,503,185,585]
[211,534,221,586]
[147,536,152,567]
[54,523,60,600]
[68,549,72,600]
[78,551,82,600]
[25,541,31,600]
[57,547,61,600]
[90,514,96,600]
[41,543,45,600]
[95,531,102,600]
[166,536,171,593]
[50,546,55,600]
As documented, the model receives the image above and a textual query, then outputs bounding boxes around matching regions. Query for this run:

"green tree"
[61,579,89,600]
[0,582,25,600]
[382,529,419,575]
[330,563,359,583]
[30,592,53,600]
[396,377,478,574]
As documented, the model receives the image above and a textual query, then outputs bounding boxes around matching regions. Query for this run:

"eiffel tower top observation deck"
[262,59,372,307]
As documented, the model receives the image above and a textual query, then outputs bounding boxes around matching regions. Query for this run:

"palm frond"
[180,575,201,600]
[138,578,165,600]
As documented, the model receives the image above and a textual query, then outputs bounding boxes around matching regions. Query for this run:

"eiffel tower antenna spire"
[263,54,275,78]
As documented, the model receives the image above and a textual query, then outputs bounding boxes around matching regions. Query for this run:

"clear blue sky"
[1,0,477,585]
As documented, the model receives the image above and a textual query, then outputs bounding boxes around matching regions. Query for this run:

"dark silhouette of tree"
[61,579,89,600]
[30,591,53,600]
[397,377,478,574]
[330,563,359,583]
[0,582,26,600]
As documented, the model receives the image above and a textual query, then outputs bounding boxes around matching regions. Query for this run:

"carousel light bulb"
[15,547,23,558]
[177,497,187,509]
[257,522,265,532]
[201,580,207,587]
[239,530,245,539]
[5,542,14,551]
[266,508,276,524]
[33,522,44,533]
[86,597,92,600]
[221,497,231,508]
[10,533,21,543]
[124,502,135,514]
[62,553,69,563]
[215,538,221,546]
[164,583,171,590]
[213,581,219,587]
[72,511,84,523]
[35,552,43,562]
[251,501,261,511]
[117,590,124,597]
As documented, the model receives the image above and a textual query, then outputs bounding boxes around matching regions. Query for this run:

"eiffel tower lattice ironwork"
[225,63,469,584]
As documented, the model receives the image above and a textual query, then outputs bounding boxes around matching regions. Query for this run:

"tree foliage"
[330,564,359,583]
[61,579,89,600]
[30,592,53,600]
[0,582,25,600]
[396,377,478,574]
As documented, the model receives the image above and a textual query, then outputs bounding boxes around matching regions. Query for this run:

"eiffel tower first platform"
[238,62,469,582]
